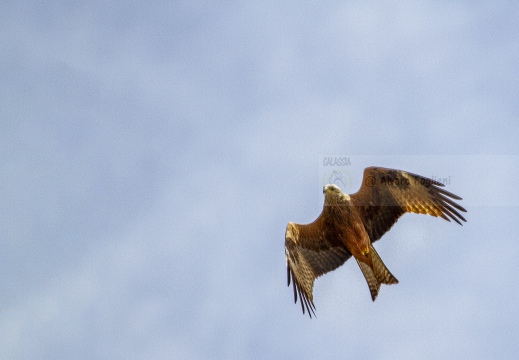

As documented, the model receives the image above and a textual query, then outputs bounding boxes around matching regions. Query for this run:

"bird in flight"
[285,166,467,318]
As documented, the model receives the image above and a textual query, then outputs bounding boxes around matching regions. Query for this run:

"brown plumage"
[285,166,467,317]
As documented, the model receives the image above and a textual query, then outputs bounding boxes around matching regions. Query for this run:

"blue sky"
[1,1,519,359]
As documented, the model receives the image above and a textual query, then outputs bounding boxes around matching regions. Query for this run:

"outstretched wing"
[285,219,351,318]
[350,167,467,242]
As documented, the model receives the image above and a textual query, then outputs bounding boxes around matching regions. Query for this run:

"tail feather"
[356,244,398,301]
[369,244,399,285]
[356,259,381,301]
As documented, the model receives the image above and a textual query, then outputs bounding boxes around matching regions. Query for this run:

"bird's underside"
[285,166,467,318]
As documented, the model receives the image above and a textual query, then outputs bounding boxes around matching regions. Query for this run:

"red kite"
[285,167,466,317]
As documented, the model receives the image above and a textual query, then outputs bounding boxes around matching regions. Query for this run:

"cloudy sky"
[2,1,519,359]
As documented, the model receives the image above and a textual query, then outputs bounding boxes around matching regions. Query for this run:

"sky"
[1,1,519,359]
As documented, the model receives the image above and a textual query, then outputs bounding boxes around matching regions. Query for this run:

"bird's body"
[285,167,467,317]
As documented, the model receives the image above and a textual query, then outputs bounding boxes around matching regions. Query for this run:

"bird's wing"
[285,219,351,318]
[350,166,467,242]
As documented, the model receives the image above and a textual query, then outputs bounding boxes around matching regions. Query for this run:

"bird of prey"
[285,166,467,317]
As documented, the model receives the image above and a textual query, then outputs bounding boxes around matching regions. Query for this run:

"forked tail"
[356,244,398,301]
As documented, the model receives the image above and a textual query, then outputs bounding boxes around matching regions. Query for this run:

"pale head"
[323,184,350,205]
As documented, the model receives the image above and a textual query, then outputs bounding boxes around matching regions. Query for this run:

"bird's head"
[323,184,350,205]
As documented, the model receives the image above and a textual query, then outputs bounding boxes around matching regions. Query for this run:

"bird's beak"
[323,186,327,194]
